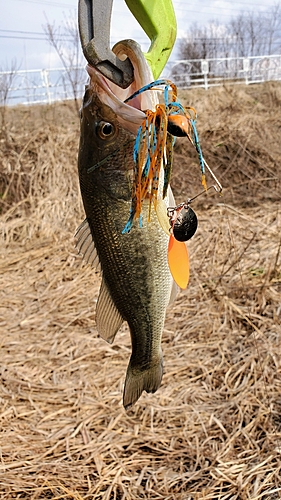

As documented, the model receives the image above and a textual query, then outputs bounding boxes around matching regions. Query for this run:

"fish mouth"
[86,39,157,134]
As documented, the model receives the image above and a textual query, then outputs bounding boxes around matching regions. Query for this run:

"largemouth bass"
[77,40,176,409]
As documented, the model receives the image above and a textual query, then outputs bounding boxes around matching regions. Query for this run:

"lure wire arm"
[168,184,222,215]
[203,158,223,193]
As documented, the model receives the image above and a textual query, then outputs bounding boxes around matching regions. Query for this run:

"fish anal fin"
[123,355,163,410]
[96,279,123,344]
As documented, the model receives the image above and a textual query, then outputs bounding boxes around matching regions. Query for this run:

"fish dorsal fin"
[75,219,101,271]
[96,279,124,344]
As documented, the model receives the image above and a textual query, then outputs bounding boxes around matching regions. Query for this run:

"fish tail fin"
[123,355,163,410]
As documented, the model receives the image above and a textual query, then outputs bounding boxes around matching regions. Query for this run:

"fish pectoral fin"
[96,279,123,344]
[75,221,123,342]
[75,218,101,272]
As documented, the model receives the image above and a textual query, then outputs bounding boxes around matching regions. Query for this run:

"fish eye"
[97,121,116,139]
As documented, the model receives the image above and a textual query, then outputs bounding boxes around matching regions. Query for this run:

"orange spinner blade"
[168,234,190,289]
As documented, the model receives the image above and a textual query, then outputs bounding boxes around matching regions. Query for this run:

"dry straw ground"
[0,82,281,499]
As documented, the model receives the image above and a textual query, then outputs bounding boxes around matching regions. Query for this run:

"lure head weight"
[168,203,198,242]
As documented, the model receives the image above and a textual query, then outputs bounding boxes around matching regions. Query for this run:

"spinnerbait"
[168,184,222,242]
[122,79,223,234]
[122,80,206,233]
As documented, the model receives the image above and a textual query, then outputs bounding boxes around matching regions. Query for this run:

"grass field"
[0,82,281,499]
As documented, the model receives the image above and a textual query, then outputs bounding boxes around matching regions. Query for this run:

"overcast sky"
[1,0,279,71]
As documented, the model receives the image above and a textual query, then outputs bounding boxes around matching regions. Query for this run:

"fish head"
[79,80,127,173]
[79,40,158,179]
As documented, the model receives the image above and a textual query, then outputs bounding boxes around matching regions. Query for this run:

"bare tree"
[178,21,232,78]
[264,3,281,54]
[43,13,85,115]
[229,6,281,57]
[230,14,248,57]
[179,3,281,60]
[179,24,212,61]
[0,59,19,130]
[179,20,238,62]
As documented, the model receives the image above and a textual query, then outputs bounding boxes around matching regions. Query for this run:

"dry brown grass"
[173,82,281,207]
[0,82,280,499]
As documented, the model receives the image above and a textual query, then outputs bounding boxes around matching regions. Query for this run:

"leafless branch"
[43,13,85,116]
[0,59,20,129]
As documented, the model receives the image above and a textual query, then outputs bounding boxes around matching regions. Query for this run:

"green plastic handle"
[125,0,177,79]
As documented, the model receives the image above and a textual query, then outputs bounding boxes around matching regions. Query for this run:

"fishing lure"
[167,185,222,243]
[122,79,207,234]
[122,79,222,289]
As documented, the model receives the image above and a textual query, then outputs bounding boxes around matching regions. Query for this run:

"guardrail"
[0,66,86,106]
[165,54,281,90]
[1,54,281,106]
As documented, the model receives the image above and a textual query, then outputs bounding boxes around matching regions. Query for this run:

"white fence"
[167,54,281,90]
[0,66,86,106]
[1,54,281,106]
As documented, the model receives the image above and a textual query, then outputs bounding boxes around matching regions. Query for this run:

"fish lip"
[85,64,147,133]
[85,40,158,132]
[86,65,112,93]
[86,64,145,111]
